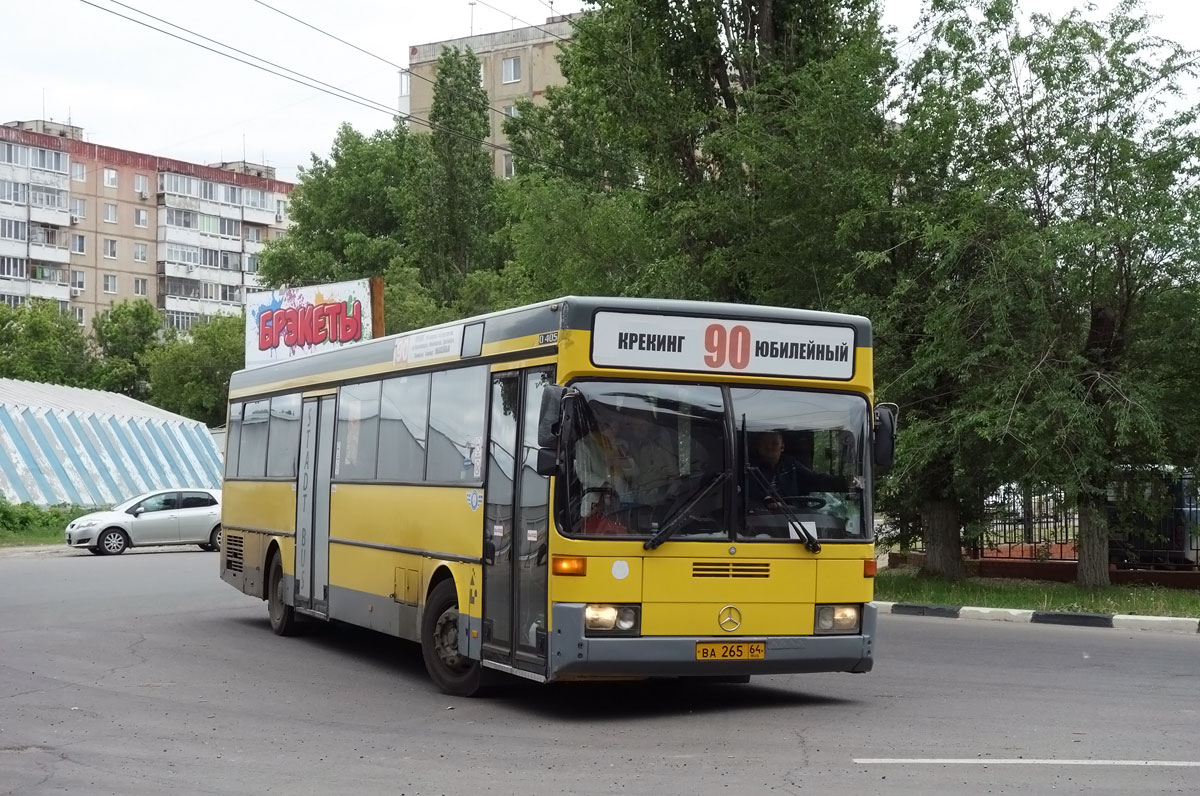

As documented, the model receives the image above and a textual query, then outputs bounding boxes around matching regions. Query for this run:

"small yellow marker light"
[552,556,587,576]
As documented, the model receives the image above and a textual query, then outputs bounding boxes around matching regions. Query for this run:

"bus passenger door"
[295,395,334,618]
[482,368,552,675]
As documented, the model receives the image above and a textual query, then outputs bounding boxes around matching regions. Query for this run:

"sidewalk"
[876,601,1200,634]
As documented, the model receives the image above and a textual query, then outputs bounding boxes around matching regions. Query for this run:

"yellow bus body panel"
[223,480,297,537]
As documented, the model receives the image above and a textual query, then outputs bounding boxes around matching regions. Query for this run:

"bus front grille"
[692,561,770,578]
[225,533,244,573]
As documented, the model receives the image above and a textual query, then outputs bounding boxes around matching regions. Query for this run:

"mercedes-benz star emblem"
[718,605,742,632]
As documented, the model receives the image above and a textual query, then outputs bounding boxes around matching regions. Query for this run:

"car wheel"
[268,553,297,636]
[420,579,482,697]
[97,528,129,555]
[198,526,221,552]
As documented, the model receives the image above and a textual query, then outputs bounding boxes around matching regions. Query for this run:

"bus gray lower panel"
[327,585,419,642]
[549,602,876,679]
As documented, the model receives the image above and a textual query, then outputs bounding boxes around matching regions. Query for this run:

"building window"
[0,219,27,242]
[72,162,86,182]
[31,264,63,283]
[103,274,118,293]
[245,189,267,209]
[502,153,515,179]
[103,240,117,260]
[200,180,218,201]
[71,197,86,218]
[0,143,29,166]
[166,208,196,228]
[502,56,521,84]
[223,185,242,205]
[134,174,149,196]
[245,225,263,243]
[70,235,86,254]
[164,309,201,333]
[134,208,148,227]
[198,215,219,235]
[0,180,28,205]
[167,243,200,265]
[0,257,26,279]
[30,186,68,210]
[32,149,68,173]
[134,242,148,263]
[0,294,26,308]
[103,168,118,188]
[219,218,241,238]
[134,277,147,296]
[220,284,241,303]
[502,104,518,118]
[160,173,197,197]
[71,270,85,289]
[245,254,259,273]
[220,251,241,271]
[73,306,85,326]
[104,203,118,223]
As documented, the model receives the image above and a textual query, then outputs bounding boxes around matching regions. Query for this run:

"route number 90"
[703,323,751,370]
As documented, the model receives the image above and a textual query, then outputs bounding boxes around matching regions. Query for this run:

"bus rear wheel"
[421,579,482,697]
[268,553,297,637]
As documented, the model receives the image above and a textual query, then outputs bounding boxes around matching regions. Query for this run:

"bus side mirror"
[537,384,568,449]
[535,448,560,477]
[873,403,898,473]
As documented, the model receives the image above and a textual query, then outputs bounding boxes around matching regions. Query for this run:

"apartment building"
[404,14,577,178]
[0,120,292,332]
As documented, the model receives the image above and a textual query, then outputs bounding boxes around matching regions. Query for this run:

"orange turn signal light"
[553,556,587,576]
[864,559,878,578]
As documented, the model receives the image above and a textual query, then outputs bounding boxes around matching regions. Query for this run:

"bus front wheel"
[421,579,482,697]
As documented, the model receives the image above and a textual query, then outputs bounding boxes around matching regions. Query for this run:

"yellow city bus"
[219,296,896,695]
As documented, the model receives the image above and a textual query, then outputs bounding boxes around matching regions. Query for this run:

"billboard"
[244,278,384,368]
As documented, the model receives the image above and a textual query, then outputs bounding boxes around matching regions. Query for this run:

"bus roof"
[230,295,872,395]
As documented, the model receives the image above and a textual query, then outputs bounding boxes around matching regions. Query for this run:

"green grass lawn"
[0,502,90,548]
[875,566,1200,617]
[0,528,65,547]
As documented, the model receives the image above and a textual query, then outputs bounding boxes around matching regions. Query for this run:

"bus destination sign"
[591,311,856,379]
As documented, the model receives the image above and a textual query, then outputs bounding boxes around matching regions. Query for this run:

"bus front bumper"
[547,603,876,681]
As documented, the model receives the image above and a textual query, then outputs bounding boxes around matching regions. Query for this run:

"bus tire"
[421,579,481,697]
[268,553,297,637]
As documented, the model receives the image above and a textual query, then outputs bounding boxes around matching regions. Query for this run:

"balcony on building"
[28,224,70,265]
[28,262,70,301]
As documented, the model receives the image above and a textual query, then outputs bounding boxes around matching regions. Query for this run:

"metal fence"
[896,480,1200,570]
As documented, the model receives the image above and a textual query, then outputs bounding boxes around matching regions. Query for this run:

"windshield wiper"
[644,472,729,551]
[745,465,822,554]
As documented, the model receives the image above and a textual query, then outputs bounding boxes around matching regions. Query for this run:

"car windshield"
[563,382,727,540]
[733,388,869,541]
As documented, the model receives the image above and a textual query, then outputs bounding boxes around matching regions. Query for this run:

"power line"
[78,1,507,157]
[249,0,632,179]
[76,0,641,188]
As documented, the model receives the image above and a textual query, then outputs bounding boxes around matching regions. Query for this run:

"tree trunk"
[1076,492,1110,587]
[920,499,965,580]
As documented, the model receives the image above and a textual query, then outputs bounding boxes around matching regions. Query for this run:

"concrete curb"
[875,601,1200,634]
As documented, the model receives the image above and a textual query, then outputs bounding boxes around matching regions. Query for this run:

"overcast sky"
[2,0,1194,183]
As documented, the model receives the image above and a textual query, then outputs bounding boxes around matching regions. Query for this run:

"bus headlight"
[584,604,640,636]
[814,604,861,634]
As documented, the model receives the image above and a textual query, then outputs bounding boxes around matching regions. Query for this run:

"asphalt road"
[1,547,1196,796]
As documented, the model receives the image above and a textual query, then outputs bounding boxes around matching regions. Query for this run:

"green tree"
[880,0,1200,584]
[0,300,92,387]
[90,299,163,400]
[257,121,412,288]
[504,0,895,306]
[146,316,245,427]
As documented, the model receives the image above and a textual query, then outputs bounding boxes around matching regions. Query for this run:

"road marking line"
[855,759,1200,767]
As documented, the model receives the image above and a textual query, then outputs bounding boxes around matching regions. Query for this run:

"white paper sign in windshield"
[591,311,856,379]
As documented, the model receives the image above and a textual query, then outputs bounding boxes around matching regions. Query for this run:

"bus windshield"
[733,388,868,541]
[563,381,869,542]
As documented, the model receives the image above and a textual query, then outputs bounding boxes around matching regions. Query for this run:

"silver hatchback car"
[65,488,223,555]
